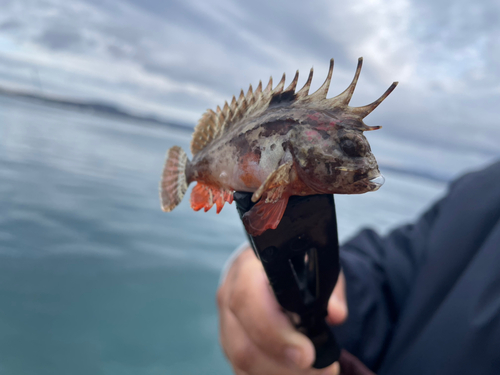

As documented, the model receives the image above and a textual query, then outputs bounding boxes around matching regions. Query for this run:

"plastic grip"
[233,192,341,369]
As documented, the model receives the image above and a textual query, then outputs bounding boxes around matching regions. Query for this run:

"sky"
[0,0,499,155]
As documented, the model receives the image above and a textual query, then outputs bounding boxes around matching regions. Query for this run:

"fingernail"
[284,347,305,368]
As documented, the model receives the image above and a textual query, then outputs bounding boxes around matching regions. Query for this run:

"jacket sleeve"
[332,198,442,370]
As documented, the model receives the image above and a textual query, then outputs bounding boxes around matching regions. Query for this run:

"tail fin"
[160,146,190,212]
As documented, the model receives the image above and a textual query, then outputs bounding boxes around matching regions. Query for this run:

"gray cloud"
[409,0,500,84]
[0,0,499,155]
[37,27,84,51]
[0,19,21,30]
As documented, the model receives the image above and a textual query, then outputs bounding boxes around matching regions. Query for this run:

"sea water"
[0,95,497,374]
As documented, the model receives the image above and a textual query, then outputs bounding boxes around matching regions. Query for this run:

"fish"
[160,58,397,236]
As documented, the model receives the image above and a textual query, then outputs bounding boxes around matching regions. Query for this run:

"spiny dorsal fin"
[255,80,263,96]
[274,73,286,95]
[349,82,399,118]
[264,77,273,94]
[285,71,299,93]
[246,84,254,106]
[328,57,363,107]
[295,68,314,99]
[190,58,398,155]
[230,95,237,112]
[306,58,334,102]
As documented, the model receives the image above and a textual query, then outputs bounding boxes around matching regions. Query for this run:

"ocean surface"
[0,95,498,375]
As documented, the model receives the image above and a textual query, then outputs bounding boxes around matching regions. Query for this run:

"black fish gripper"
[233,192,342,369]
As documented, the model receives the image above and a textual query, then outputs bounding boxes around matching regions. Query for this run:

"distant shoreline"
[0,86,462,183]
[0,86,193,132]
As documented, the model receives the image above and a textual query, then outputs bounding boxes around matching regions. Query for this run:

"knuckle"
[231,343,254,372]
[228,283,248,315]
[227,292,241,316]
[253,332,285,360]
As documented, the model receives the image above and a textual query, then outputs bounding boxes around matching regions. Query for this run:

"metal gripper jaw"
[233,192,341,369]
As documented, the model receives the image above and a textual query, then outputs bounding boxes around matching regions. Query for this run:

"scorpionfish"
[160,58,397,236]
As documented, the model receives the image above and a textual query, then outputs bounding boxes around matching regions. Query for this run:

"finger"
[307,361,340,375]
[220,306,289,374]
[219,256,265,373]
[326,271,348,325]
[219,293,256,373]
[225,247,258,292]
[227,257,315,369]
[218,248,338,374]
[222,307,332,375]
[217,248,256,310]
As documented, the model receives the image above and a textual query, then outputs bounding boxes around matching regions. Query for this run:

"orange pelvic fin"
[242,195,289,236]
[190,183,233,214]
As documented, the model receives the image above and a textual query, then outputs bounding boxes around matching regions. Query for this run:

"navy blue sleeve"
[332,199,441,370]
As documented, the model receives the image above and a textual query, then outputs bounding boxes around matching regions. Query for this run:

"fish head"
[292,115,384,194]
[330,118,384,193]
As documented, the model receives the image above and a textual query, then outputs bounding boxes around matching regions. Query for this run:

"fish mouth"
[353,172,385,191]
[334,167,385,192]
[350,168,385,191]
[368,174,385,191]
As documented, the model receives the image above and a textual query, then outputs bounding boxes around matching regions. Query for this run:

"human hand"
[217,247,348,375]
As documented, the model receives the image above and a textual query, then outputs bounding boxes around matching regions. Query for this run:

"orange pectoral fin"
[191,183,233,214]
[191,183,212,211]
[242,195,289,236]
[212,190,225,214]
[224,190,234,205]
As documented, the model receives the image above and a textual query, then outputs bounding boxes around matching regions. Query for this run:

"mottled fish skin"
[187,106,381,195]
[161,58,398,235]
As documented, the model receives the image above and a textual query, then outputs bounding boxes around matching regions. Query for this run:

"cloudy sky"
[1,0,499,155]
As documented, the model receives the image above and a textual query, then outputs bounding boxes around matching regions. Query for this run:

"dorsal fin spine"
[285,70,299,92]
[329,57,363,107]
[255,81,263,96]
[296,68,314,99]
[190,58,397,155]
[349,81,398,118]
[246,85,254,106]
[273,73,286,94]
[230,96,237,112]
[264,77,273,94]
[238,90,245,105]
[218,104,227,131]
[239,97,248,114]
[308,58,333,100]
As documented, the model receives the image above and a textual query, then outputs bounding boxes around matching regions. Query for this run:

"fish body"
[161,58,397,236]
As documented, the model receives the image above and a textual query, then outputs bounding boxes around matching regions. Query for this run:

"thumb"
[326,271,348,325]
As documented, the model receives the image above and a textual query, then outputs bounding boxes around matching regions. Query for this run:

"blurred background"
[1,0,499,374]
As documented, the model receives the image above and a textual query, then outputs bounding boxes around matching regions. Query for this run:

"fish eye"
[340,135,367,157]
